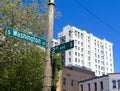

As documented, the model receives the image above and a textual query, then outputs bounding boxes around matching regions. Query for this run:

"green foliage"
[0,40,45,91]
[0,0,48,37]
[51,55,62,90]
[52,55,62,71]
[0,0,61,90]
[0,0,47,91]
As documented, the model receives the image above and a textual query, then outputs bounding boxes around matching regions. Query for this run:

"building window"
[106,68,108,71]
[75,40,77,44]
[81,54,84,58]
[95,53,97,57]
[98,60,100,64]
[112,80,116,88]
[110,64,112,67]
[75,31,77,36]
[78,53,80,56]
[100,81,103,90]
[88,83,90,91]
[75,58,77,62]
[110,58,112,62]
[95,65,97,69]
[78,32,80,38]
[106,51,107,55]
[88,37,90,43]
[81,60,84,65]
[111,69,112,72]
[69,58,71,63]
[88,51,90,55]
[95,48,96,52]
[80,84,83,91]
[69,30,71,37]
[95,70,97,73]
[81,42,83,46]
[109,48,111,51]
[95,59,97,63]
[63,78,66,85]
[67,74,70,76]
[118,80,120,89]
[110,53,111,57]
[75,46,77,50]
[98,54,100,58]
[101,50,104,54]
[88,62,91,67]
[94,82,97,91]
[88,56,90,60]
[75,52,77,56]
[81,33,83,39]
[88,45,90,49]
[98,66,100,70]
[81,48,83,52]
[99,71,100,75]
[101,45,103,49]
[69,51,71,56]
[71,80,74,86]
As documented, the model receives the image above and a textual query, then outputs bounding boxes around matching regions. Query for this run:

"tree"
[51,55,62,90]
[0,0,48,91]
[1,0,49,36]
[0,0,61,90]
[0,44,45,91]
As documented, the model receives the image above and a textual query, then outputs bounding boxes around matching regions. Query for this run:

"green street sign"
[5,27,46,47]
[51,40,74,55]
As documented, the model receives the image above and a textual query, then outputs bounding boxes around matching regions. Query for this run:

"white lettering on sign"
[6,27,46,47]
[7,29,11,35]
[60,45,66,50]
[13,30,17,36]
[70,42,73,47]
[13,30,42,45]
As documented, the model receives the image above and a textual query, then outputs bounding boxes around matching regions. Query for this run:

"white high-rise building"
[52,39,58,47]
[58,25,114,76]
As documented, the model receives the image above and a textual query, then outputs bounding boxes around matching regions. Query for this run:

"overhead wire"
[72,0,119,34]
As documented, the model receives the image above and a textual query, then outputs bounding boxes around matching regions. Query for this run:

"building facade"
[56,66,95,91]
[78,73,120,91]
[52,39,58,47]
[58,25,114,76]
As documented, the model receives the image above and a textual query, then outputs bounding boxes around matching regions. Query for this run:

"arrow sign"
[5,27,46,47]
[51,40,74,55]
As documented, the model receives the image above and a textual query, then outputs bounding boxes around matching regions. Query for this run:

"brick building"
[56,66,95,91]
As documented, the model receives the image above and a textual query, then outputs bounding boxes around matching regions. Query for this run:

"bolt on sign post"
[43,0,54,91]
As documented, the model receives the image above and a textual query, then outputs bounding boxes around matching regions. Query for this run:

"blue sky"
[54,0,120,72]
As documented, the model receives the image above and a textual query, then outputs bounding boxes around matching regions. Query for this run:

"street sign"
[51,40,74,54]
[5,27,46,47]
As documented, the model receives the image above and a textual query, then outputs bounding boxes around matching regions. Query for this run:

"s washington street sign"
[6,27,46,47]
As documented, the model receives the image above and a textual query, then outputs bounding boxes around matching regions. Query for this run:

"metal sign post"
[43,0,54,91]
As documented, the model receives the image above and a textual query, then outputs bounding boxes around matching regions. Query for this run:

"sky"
[53,0,120,72]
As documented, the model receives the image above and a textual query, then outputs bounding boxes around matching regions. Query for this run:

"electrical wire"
[72,0,119,34]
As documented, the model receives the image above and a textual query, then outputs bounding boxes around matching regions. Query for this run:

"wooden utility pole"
[43,0,54,91]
